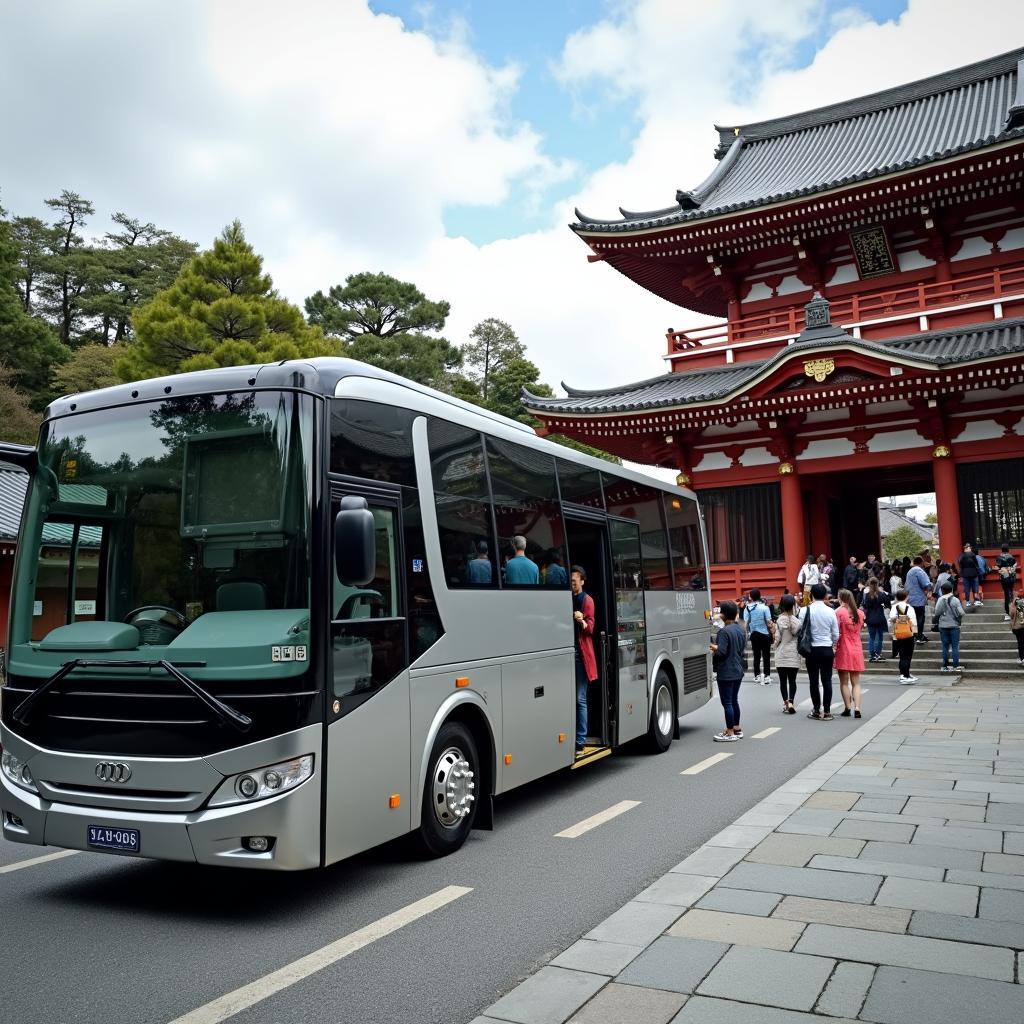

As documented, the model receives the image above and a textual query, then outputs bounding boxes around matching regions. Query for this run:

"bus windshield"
[17,391,314,645]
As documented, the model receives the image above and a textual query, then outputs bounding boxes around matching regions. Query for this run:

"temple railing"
[667,264,1024,359]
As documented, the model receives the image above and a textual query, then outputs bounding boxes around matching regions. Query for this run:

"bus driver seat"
[216,581,268,612]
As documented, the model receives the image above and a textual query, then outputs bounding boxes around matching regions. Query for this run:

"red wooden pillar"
[779,463,805,592]
[932,450,962,564]
[808,489,829,557]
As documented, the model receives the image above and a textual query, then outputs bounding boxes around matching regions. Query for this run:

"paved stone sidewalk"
[468,687,1024,1024]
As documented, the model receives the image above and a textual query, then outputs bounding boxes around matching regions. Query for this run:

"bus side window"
[663,494,708,591]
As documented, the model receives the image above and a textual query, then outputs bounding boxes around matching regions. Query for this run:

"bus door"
[609,518,648,746]
[324,485,412,862]
[564,515,615,753]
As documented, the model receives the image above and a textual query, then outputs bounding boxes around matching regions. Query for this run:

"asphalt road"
[0,680,906,1024]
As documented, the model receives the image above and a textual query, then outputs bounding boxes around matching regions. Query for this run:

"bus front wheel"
[415,720,480,857]
[646,670,675,754]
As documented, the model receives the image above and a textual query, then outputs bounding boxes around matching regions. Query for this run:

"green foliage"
[463,318,525,401]
[10,216,55,313]
[121,221,337,380]
[923,512,937,525]
[52,344,123,395]
[883,524,928,563]
[35,190,95,347]
[0,366,41,445]
[305,272,449,339]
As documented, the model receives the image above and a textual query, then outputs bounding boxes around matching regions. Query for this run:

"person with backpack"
[803,583,839,720]
[835,588,866,718]
[958,543,982,608]
[933,580,965,673]
[797,555,819,606]
[710,601,746,742]
[1010,585,1024,665]
[889,589,918,684]
[743,588,774,686]
[996,544,1018,622]
[860,577,890,663]
[773,594,803,714]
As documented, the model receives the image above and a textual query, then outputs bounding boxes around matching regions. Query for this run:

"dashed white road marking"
[681,752,733,775]
[164,885,472,1024]
[0,849,79,874]
[752,727,781,739]
[555,800,641,839]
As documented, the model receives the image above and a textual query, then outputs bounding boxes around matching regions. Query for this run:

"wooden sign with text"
[849,225,896,279]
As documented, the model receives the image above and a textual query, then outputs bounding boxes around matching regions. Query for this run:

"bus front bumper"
[0,770,322,871]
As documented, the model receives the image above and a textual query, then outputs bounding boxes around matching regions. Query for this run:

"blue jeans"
[939,626,961,667]
[717,678,741,730]
[575,657,590,747]
[867,623,885,659]
[963,577,980,601]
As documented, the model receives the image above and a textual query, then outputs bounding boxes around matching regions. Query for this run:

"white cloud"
[2,0,1022,407]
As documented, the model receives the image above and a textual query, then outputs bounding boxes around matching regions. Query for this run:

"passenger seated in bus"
[465,541,493,585]
[504,534,539,585]
[544,548,568,586]
[571,565,598,752]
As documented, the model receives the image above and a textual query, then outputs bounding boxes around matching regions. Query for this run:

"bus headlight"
[209,755,314,807]
[1,749,38,794]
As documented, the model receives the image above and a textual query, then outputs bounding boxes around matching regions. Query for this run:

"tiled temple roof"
[523,317,1024,415]
[574,48,1024,232]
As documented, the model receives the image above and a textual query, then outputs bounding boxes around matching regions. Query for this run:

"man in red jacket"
[571,566,598,752]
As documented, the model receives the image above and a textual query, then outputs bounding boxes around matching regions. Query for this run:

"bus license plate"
[87,825,140,853]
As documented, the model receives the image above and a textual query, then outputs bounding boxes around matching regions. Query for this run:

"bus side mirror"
[334,496,375,587]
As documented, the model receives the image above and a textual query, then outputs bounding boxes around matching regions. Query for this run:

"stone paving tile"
[634,873,718,908]
[718,862,881,903]
[947,869,1024,892]
[844,809,946,826]
[670,995,859,1024]
[988,802,1024,825]
[815,961,874,1019]
[552,939,643,976]
[978,886,1024,924]
[984,851,1024,874]
[794,924,1015,980]
[806,855,944,882]
[615,936,728,995]
[833,818,916,843]
[696,946,835,1012]
[567,983,685,1024]
[858,966,1024,1024]
[584,901,683,947]
[466,1017,508,1023]
[860,840,983,870]
[774,809,847,836]
[853,796,908,813]
[705,825,773,849]
[900,797,986,820]
[909,908,1024,949]
[745,833,865,867]
[484,967,607,1024]
[771,896,910,933]
[695,888,782,917]
[912,824,1004,852]
[667,909,805,951]
[955,778,1024,802]
[669,845,746,878]
[874,876,979,917]
[1005,832,1024,854]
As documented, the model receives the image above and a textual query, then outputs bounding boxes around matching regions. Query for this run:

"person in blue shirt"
[504,535,540,585]
[904,555,932,642]
[465,541,493,585]
[545,549,568,586]
[743,588,773,686]
[711,601,746,742]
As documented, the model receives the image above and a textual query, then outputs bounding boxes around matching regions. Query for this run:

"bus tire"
[414,720,480,857]
[646,670,675,754]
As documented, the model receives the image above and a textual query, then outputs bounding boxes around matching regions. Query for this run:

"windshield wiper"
[12,659,252,734]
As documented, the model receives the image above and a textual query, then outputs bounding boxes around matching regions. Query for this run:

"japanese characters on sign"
[849,225,896,279]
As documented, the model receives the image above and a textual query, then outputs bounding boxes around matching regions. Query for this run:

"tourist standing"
[743,588,773,685]
[861,577,890,663]
[804,583,839,720]
[997,544,1018,621]
[710,601,746,742]
[905,556,932,643]
[797,554,819,606]
[888,565,903,595]
[842,556,861,593]
[865,553,883,583]
[773,594,802,714]
[889,589,918,684]
[836,588,866,717]
[1010,584,1024,665]
[958,543,982,607]
[933,581,965,673]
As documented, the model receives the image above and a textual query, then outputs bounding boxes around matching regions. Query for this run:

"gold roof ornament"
[803,357,835,383]
[932,444,951,458]
[777,461,795,475]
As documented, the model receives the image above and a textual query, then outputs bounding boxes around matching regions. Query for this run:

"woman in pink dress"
[835,588,866,718]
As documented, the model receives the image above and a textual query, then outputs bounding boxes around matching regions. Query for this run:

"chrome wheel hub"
[655,683,673,736]
[432,746,475,829]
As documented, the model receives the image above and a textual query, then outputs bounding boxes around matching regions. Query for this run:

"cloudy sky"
[1,0,1021,402]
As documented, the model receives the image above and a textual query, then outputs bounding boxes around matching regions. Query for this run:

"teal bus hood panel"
[9,610,311,682]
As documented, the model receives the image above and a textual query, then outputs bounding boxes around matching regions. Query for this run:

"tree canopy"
[120,221,338,380]
[883,524,929,563]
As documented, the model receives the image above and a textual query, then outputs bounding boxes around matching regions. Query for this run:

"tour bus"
[0,358,712,870]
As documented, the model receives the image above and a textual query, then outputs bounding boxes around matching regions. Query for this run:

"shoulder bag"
[796,606,813,659]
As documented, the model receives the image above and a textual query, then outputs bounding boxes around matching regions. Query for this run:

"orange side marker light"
[455,677,470,688]
[504,754,513,765]
[558,733,566,743]
[389,794,401,809]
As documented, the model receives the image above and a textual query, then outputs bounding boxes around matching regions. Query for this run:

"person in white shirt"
[888,589,918,684]
[797,554,820,607]
[804,583,839,720]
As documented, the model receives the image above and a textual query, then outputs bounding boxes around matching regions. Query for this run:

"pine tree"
[463,318,525,402]
[119,221,338,380]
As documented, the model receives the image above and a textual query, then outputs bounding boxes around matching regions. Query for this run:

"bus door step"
[572,745,612,769]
